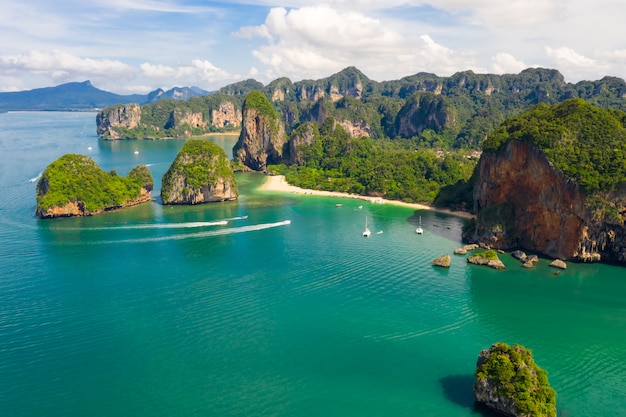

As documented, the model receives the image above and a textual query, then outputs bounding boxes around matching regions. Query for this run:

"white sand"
[259,175,475,219]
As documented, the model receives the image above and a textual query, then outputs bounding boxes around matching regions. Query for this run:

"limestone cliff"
[394,92,456,138]
[36,155,153,218]
[161,140,237,204]
[211,102,241,128]
[471,141,626,262]
[233,91,287,171]
[96,103,142,139]
[471,141,586,259]
[287,122,320,164]
[337,119,372,138]
[164,108,206,133]
[469,99,626,263]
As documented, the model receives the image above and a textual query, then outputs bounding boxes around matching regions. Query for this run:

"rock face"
[161,139,238,204]
[474,342,557,417]
[36,155,153,218]
[337,119,372,138]
[288,122,320,164]
[165,108,206,130]
[233,91,287,171]
[96,103,142,139]
[211,101,241,128]
[469,140,626,262]
[394,92,456,138]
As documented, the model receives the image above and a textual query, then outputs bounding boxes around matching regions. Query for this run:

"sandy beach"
[260,175,475,219]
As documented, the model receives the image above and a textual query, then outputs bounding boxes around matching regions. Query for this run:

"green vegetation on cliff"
[269,119,475,204]
[483,98,626,194]
[36,154,153,213]
[243,90,278,119]
[475,342,557,417]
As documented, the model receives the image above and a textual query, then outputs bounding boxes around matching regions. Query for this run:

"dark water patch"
[439,374,476,409]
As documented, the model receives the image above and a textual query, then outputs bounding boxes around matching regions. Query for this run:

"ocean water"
[1,111,626,417]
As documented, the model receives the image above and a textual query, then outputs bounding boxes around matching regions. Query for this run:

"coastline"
[259,175,475,219]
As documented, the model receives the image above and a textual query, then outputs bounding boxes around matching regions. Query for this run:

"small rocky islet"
[161,139,238,204]
[35,154,153,218]
[474,342,557,417]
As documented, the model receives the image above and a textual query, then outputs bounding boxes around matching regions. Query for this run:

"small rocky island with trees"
[36,154,153,218]
[474,342,557,417]
[161,139,238,205]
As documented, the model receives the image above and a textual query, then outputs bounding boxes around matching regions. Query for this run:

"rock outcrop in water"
[161,139,238,204]
[467,99,626,264]
[36,154,153,218]
[232,90,287,171]
[474,342,557,417]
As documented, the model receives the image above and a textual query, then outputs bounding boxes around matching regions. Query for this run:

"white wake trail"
[60,220,292,245]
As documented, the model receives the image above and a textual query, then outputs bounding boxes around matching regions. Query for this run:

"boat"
[415,216,423,234]
[363,217,371,237]
[336,203,343,207]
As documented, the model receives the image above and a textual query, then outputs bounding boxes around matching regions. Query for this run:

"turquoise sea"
[1,111,626,417]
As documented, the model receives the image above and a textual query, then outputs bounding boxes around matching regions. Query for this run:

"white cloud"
[238,5,474,82]
[491,53,526,74]
[140,63,178,79]
[545,46,611,81]
[140,60,234,85]
[0,50,135,81]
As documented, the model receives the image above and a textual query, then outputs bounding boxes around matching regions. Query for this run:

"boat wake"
[54,220,229,231]
[223,215,249,221]
[57,220,292,245]
[28,172,42,183]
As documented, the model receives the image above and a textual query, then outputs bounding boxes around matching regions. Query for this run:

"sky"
[2,0,626,94]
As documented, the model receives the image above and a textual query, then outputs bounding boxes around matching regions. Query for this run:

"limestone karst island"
[161,139,238,205]
[35,154,153,218]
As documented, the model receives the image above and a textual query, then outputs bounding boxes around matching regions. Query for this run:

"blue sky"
[2,0,626,94]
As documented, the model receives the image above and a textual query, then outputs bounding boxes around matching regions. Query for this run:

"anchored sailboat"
[415,216,423,234]
[363,217,371,237]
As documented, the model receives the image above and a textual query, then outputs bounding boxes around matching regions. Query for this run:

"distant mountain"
[144,86,211,103]
[0,81,211,112]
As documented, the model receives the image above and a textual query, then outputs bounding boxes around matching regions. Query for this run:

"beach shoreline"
[259,175,475,219]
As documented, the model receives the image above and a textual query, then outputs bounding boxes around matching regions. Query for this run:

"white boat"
[415,216,423,234]
[362,217,371,237]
